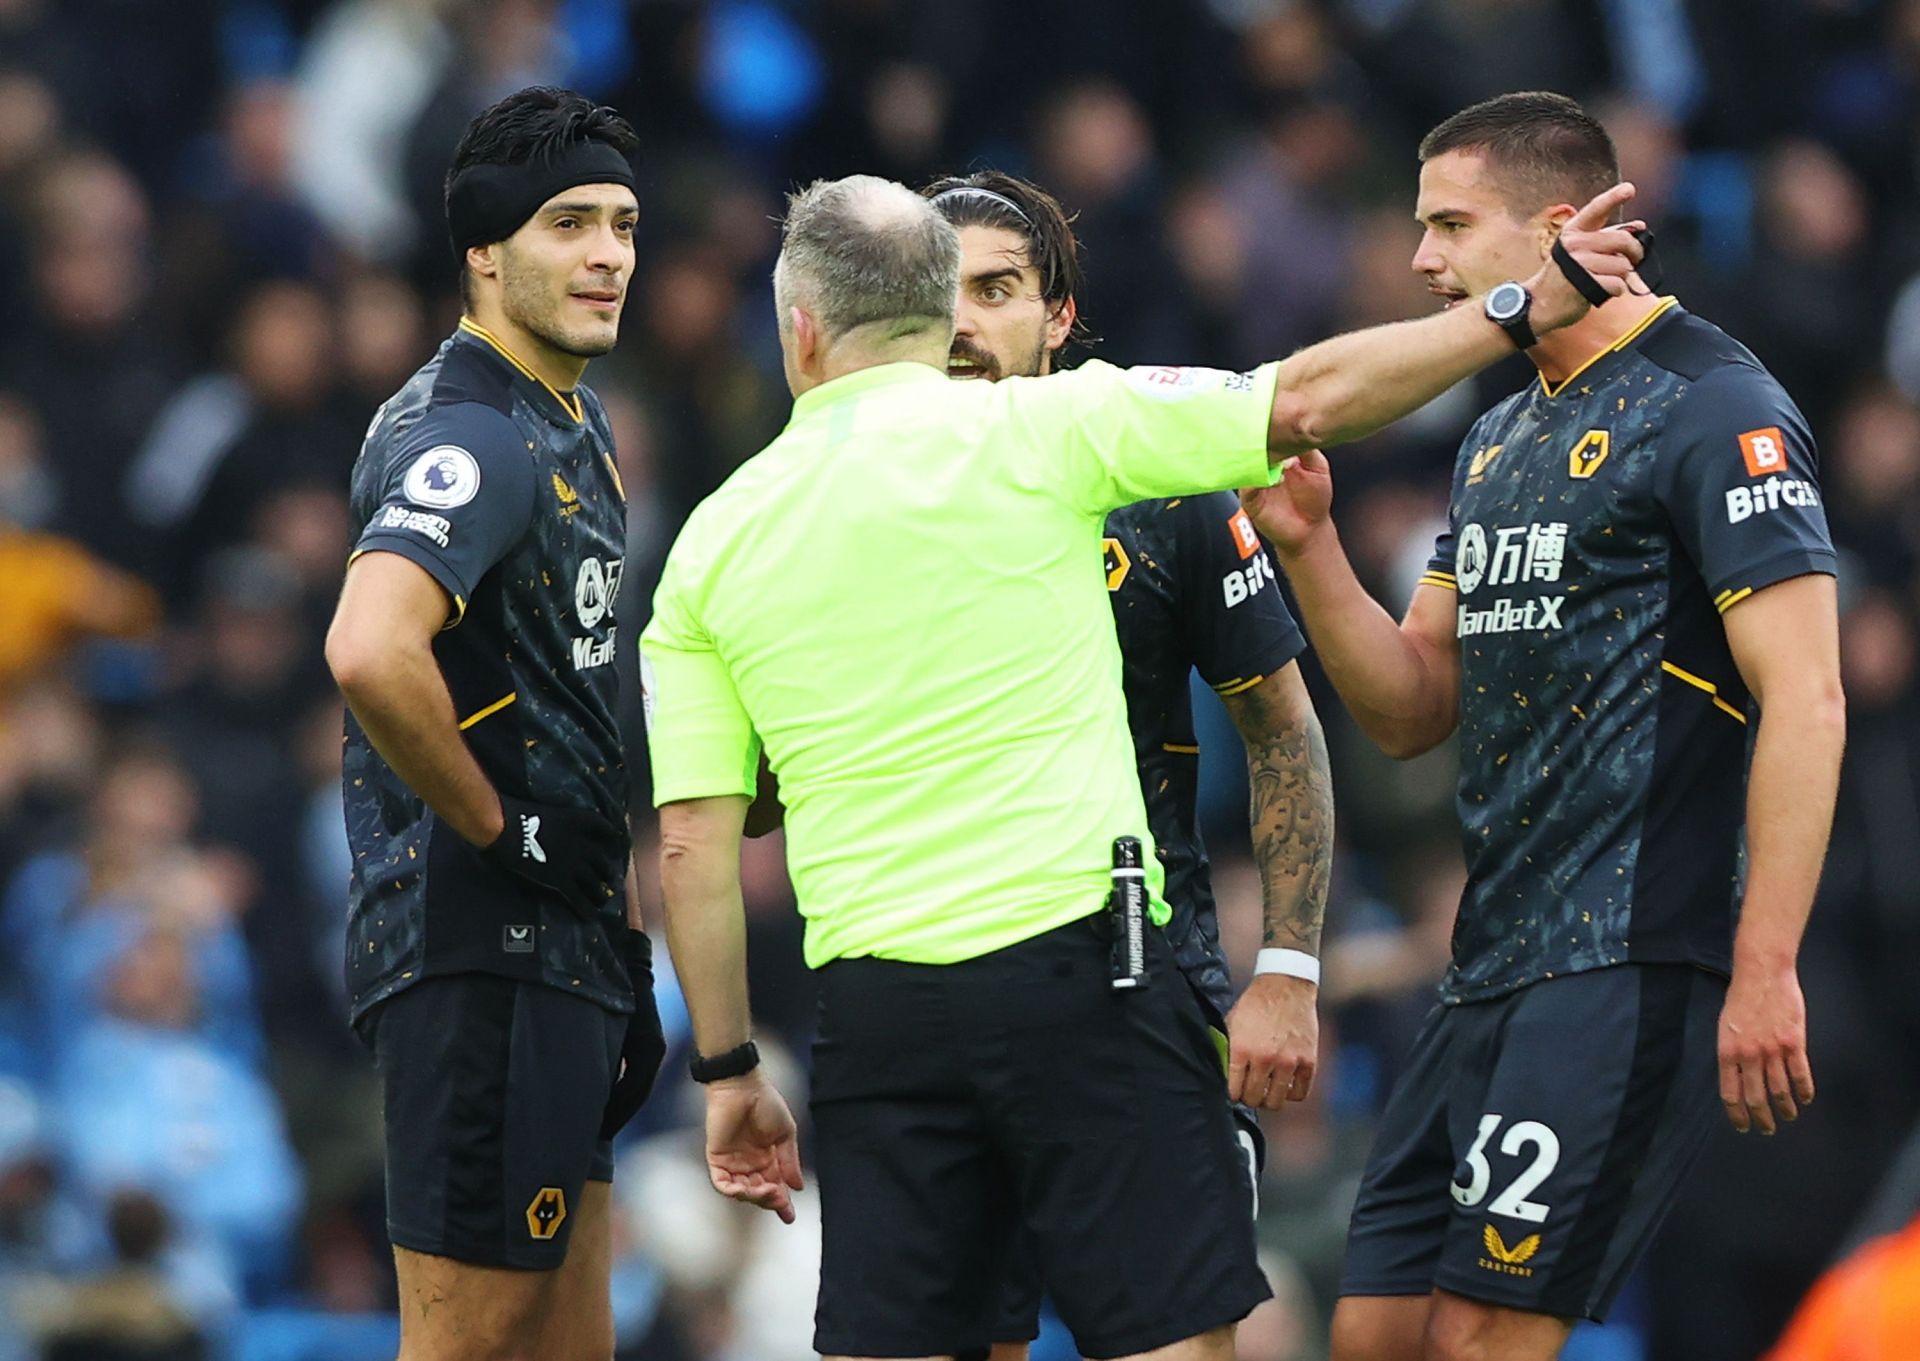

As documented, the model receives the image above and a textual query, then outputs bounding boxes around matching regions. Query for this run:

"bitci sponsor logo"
[1725,476,1820,524]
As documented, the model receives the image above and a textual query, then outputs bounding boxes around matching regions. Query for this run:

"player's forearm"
[1734,681,1845,969]
[334,644,505,847]
[1269,303,1511,458]
[1277,529,1457,758]
[659,798,754,1054]
[1227,676,1333,954]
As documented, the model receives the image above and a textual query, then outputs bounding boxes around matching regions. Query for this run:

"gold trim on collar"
[458,317,585,424]
[1539,296,1679,399]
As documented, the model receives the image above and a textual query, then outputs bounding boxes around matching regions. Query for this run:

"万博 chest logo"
[1568,430,1610,479]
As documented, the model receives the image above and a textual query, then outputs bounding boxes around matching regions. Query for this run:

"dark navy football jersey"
[342,320,633,1022]
[1105,491,1306,1016]
[1424,301,1836,1003]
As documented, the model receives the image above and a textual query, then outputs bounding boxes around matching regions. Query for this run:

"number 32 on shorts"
[1449,1114,1561,1223]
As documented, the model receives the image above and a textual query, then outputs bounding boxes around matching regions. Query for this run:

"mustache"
[947,338,1000,376]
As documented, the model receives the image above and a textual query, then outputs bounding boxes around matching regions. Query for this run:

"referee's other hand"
[1226,974,1320,1109]
[1528,182,1647,333]
[704,1071,805,1223]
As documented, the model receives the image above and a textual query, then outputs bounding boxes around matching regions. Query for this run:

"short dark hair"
[921,170,1095,355]
[445,86,639,306]
[1419,92,1618,219]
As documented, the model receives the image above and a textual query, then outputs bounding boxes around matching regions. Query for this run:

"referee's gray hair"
[774,175,960,342]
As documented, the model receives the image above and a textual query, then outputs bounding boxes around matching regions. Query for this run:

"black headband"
[930,185,1032,228]
[446,139,638,257]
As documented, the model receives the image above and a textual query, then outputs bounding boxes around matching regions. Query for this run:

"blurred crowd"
[0,1,1917,1358]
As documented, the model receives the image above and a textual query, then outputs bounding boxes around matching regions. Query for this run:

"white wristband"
[1254,948,1321,984]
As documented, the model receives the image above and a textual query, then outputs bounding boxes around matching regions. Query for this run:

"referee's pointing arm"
[1262,182,1644,458]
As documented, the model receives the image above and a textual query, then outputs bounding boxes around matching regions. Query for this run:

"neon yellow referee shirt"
[642,357,1282,967]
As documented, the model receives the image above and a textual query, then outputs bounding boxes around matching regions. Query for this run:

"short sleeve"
[1654,367,1837,611]
[1422,520,1459,594]
[1015,360,1283,517]
[352,403,538,625]
[1171,493,1305,693]
[639,541,762,805]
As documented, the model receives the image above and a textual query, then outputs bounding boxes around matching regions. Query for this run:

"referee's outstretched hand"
[705,1072,805,1224]
[1226,974,1319,1109]
[1527,182,1647,334]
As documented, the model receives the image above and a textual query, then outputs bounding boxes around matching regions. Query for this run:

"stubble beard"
[501,259,620,360]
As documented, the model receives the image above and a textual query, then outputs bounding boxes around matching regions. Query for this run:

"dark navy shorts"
[810,916,1271,1359]
[358,972,624,1270]
[1339,963,1724,1321]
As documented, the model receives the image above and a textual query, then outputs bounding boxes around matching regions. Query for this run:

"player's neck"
[461,308,589,393]
[1528,292,1668,390]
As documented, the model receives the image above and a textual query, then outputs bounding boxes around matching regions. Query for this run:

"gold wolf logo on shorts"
[526,1187,568,1240]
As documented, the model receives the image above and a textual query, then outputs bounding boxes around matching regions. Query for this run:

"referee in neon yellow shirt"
[641,174,1646,1361]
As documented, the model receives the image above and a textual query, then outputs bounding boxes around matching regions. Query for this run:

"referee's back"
[643,355,1279,968]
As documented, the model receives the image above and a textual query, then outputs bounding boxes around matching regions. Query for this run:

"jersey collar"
[456,317,586,426]
[789,360,946,421]
[1537,296,1681,399]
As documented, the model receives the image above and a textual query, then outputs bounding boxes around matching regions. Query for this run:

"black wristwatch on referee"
[1484,280,1538,350]
[689,1039,760,1083]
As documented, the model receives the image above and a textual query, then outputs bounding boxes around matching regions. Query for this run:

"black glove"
[601,927,667,1140]
[481,794,624,918]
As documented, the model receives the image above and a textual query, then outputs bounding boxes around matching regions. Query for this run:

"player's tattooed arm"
[1222,659,1330,1107]
[1223,662,1334,954]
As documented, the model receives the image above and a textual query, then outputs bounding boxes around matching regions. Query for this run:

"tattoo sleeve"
[1223,668,1334,953]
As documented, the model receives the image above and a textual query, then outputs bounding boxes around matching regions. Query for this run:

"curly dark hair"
[921,169,1096,356]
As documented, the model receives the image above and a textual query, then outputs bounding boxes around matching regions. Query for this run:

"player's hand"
[704,1071,805,1223]
[480,794,625,917]
[600,928,668,1139]
[1717,960,1815,1135]
[1225,973,1319,1108]
[1527,182,1646,333]
[1240,449,1332,559]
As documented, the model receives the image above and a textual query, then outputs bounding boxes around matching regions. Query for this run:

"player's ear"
[1537,202,1579,253]
[466,243,501,284]
[1045,295,1077,354]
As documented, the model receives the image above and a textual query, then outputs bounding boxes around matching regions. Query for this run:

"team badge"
[1102,537,1131,590]
[1567,430,1610,479]
[404,446,480,508]
[526,1187,567,1240]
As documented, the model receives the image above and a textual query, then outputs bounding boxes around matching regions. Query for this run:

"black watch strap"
[689,1039,760,1083]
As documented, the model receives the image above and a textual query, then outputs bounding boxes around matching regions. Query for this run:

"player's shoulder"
[1639,307,1807,437]
[1636,305,1770,387]
[370,341,524,462]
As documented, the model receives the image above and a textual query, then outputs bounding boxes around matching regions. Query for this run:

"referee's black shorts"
[809,915,1271,1359]
[358,972,625,1270]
